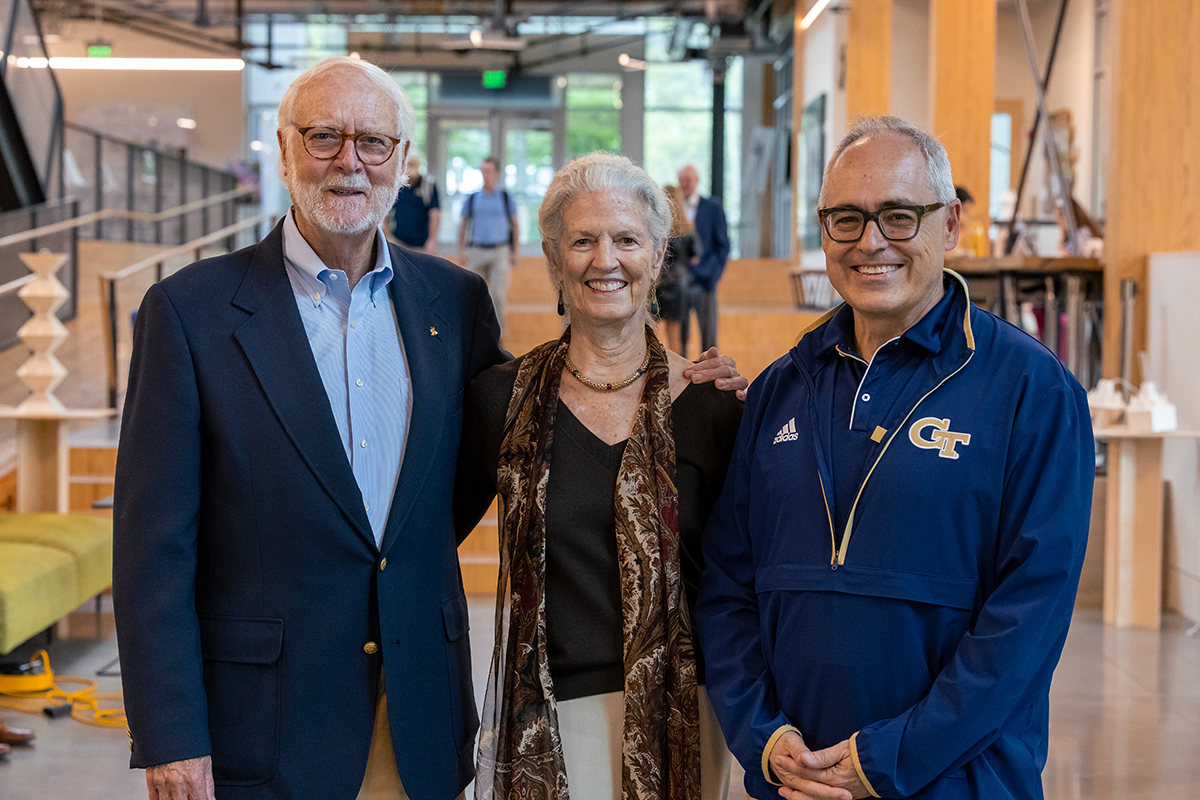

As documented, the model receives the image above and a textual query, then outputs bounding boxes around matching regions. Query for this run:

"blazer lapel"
[380,245,451,558]
[231,222,375,549]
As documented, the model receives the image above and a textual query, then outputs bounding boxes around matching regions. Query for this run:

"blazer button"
[363,641,379,655]
[379,557,388,571]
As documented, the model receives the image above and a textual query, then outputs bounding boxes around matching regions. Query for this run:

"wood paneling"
[930,0,996,206]
[1103,0,1200,382]
[846,0,893,120]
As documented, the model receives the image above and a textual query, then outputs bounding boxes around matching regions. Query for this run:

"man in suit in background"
[113,56,505,800]
[677,163,730,354]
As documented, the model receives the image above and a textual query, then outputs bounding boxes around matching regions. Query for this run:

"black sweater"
[455,356,743,700]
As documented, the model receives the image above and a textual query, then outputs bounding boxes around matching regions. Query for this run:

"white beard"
[286,162,407,237]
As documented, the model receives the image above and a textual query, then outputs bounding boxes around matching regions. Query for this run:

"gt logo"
[909,417,972,460]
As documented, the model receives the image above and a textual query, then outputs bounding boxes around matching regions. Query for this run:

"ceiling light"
[177,118,197,130]
[800,0,835,31]
[13,57,244,70]
[617,53,646,71]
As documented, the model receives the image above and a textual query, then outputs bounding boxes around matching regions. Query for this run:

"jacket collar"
[795,268,976,371]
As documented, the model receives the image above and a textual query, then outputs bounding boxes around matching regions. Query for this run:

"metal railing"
[63,122,243,246]
[97,212,266,408]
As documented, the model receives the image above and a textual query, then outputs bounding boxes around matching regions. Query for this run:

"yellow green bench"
[0,514,113,655]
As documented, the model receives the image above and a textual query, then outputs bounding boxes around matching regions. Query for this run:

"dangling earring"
[557,290,565,316]
[649,291,660,317]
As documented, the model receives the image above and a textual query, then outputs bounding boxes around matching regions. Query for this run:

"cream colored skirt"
[555,687,732,800]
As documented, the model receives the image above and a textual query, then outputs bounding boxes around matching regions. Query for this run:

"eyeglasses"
[295,126,403,166]
[817,203,946,243]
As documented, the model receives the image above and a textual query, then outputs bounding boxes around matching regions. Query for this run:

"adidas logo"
[772,417,799,444]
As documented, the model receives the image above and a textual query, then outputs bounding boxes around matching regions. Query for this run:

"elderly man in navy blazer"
[112,57,504,800]
[677,164,730,354]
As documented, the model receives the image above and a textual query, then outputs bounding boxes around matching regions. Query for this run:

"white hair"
[539,152,671,328]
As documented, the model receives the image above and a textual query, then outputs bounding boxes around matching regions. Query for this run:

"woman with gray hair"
[455,152,743,800]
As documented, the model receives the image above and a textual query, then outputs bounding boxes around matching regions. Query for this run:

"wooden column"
[846,0,892,120]
[1103,0,1200,382]
[929,0,995,205]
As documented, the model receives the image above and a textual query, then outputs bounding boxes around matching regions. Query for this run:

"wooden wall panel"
[846,0,893,120]
[1103,0,1200,381]
[929,0,996,206]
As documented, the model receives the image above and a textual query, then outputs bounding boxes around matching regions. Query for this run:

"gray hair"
[540,152,671,327]
[540,152,671,257]
[819,115,956,205]
[277,56,416,171]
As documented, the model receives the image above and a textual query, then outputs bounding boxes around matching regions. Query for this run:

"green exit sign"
[482,70,506,89]
[87,45,112,58]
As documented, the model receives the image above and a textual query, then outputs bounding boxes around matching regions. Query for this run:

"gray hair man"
[696,115,1093,800]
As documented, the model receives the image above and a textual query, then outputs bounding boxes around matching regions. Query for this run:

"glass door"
[427,108,564,252]
[432,117,491,245]
[501,117,557,248]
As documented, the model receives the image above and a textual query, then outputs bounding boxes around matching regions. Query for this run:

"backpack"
[464,189,514,246]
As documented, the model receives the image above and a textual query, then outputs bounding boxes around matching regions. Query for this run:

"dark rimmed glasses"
[817,203,946,243]
[295,126,403,166]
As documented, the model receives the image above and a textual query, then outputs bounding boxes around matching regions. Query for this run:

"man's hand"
[510,247,520,267]
[146,755,215,800]
[425,237,439,256]
[771,734,871,800]
[682,346,748,400]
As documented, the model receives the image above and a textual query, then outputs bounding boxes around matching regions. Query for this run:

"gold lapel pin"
[429,326,438,336]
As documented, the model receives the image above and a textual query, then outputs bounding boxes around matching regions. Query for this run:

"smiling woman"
[454,153,745,800]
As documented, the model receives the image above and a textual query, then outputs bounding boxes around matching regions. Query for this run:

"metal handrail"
[0,274,35,298]
[0,187,253,250]
[99,214,266,409]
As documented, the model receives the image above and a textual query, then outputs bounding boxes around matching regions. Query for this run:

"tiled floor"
[1,599,1198,799]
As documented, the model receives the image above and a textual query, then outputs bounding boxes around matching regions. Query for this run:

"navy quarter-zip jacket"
[696,271,1093,800]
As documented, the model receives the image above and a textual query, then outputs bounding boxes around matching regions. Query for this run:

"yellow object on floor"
[0,648,126,729]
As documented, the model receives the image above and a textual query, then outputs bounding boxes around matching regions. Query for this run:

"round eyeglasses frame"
[817,202,947,243]
[295,126,404,166]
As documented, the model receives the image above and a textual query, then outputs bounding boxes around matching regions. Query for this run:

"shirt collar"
[282,208,394,307]
[818,275,957,360]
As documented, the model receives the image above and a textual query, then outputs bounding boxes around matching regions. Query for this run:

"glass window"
[643,56,743,256]
[566,74,621,160]
[390,71,428,157]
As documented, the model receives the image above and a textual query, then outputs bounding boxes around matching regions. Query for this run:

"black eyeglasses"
[295,126,403,166]
[817,203,946,243]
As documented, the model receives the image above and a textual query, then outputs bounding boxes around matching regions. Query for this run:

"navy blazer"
[690,195,731,292]
[113,220,505,799]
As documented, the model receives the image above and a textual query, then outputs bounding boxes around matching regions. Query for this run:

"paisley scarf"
[475,325,700,800]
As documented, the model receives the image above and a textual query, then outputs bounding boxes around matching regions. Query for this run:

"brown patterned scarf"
[475,325,700,800]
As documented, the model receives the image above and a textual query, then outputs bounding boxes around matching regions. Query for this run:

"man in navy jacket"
[695,116,1093,800]
[678,164,730,353]
[113,57,505,800]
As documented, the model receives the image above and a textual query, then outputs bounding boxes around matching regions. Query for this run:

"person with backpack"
[457,157,519,331]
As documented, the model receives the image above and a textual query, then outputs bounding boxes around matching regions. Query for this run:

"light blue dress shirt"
[282,210,411,547]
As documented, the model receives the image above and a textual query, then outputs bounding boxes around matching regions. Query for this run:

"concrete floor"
[1,599,1198,800]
